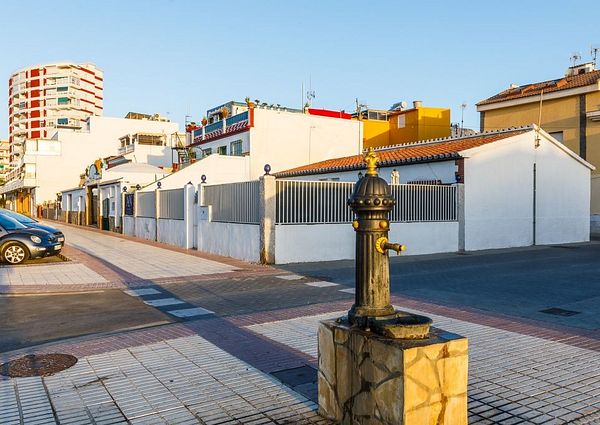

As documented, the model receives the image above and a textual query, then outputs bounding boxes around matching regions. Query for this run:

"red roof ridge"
[477,69,600,106]
[276,126,533,178]
[373,125,534,153]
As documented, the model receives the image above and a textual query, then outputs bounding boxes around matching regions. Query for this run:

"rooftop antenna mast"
[591,45,600,67]
[306,75,316,108]
[570,52,582,67]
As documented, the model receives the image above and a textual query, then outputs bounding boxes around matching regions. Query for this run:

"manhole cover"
[0,354,78,377]
[539,308,581,317]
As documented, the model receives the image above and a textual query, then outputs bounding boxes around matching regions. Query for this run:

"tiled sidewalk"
[1,334,327,425]
[248,310,600,424]
[55,224,237,280]
[2,298,600,424]
[0,263,106,286]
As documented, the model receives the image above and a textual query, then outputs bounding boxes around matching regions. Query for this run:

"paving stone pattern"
[1,334,330,425]
[248,310,600,424]
[0,263,107,286]
[57,224,236,280]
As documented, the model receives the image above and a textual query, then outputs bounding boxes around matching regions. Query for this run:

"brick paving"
[1,296,599,424]
[248,309,600,424]
[0,223,276,294]
[1,222,599,423]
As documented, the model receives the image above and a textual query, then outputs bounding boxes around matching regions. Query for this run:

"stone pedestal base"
[318,319,468,425]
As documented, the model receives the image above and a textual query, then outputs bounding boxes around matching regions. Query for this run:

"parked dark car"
[0,215,62,264]
[0,208,65,246]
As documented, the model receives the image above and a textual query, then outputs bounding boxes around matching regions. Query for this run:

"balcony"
[118,144,135,155]
[192,111,250,144]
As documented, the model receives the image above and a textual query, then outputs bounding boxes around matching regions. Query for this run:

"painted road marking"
[123,288,161,297]
[339,288,355,294]
[275,274,304,281]
[143,298,186,307]
[304,281,339,288]
[168,307,214,318]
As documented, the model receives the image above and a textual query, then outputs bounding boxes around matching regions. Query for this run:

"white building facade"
[141,101,362,191]
[1,115,179,215]
[274,126,593,258]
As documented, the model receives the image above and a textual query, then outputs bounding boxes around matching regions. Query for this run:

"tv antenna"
[591,45,600,66]
[570,52,582,67]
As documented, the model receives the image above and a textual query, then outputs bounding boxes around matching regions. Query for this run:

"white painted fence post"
[120,188,126,234]
[155,189,160,242]
[134,190,139,237]
[259,175,276,264]
[457,183,465,252]
[184,182,195,249]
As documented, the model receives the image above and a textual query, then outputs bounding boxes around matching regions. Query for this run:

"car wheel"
[2,242,30,265]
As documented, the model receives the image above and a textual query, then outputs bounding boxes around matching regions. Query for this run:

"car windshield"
[0,214,28,230]
[0,209,36,224]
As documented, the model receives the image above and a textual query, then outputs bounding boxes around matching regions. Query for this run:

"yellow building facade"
[477,64,600,215]
[360,102,451,149]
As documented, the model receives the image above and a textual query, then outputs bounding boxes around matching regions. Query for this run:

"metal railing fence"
[159,188,184,220]
[389,184,457,222]
[276,180,355,224]
[202,181,260,224]
[136,191,156,218]
[275,180,458,224]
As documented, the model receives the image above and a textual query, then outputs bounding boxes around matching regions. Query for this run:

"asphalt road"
[279,241,600,331]
[0,290,173,353]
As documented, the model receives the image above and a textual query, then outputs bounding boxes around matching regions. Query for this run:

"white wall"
[157,218,186,247]
[197,221,260,263]
[248,109,362,179]
[134,217,156,241]
[463,131,592,250]
[283,160,457,184]
[61,188,85,211]
[141,155,250,191]
[27,116,179,205]
[123,144,175,168]
[123,216,135,236]
[274,222,459,264]
[463,133,535,250]
[535,133,591,244]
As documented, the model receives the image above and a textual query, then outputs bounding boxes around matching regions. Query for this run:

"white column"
[259,175,276,264]
[155,188,160,242]
[184,183,195,249]
[457,183,465,252]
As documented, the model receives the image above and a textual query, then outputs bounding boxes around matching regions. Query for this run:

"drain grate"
[539,308,581,317]
[0,354,78,377]
[271,365,317,387]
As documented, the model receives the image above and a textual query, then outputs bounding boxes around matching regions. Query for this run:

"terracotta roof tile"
[276,128,531,178]
[477,70,600,106]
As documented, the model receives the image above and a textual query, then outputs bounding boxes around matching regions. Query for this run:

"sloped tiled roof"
[276,127,532,178]
[478,70,600,106]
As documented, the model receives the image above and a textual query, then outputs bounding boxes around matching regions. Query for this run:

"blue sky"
[1,0,599,138]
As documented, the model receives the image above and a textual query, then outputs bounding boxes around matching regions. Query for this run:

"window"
[397,115,406,129]
[217,145,227,155]
[57,86,68,92]
[230,140,243,156]
[202,148,212,158]
[549,131,563,143]
[57,97,70,105]
[57,118,68,125]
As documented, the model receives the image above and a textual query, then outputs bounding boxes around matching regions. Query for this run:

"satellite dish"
[400,101,408,109]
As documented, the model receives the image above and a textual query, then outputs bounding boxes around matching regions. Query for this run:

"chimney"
[413,100,422,109]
